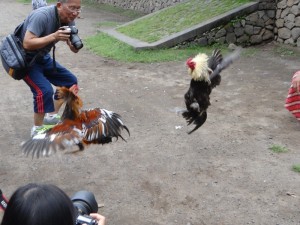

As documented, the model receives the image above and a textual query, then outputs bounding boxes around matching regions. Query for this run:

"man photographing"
[20,0,82,137]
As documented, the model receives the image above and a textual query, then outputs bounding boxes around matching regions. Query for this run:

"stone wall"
[180,0,277,47]
[275,0,300,46]
[90,0,185,14]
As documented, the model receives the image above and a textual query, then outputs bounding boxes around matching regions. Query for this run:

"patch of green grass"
[292,164,300,173]
[85,32,227,63]
[272,42,300,58]
[269,144,289,153]
[274,46,296,57]
[117,0,253,43]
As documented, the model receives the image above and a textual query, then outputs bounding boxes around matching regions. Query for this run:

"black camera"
[71,190,98,225]
[61,26,84,50]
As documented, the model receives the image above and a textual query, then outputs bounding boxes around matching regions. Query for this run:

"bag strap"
[28,52,42,67]
[13,22,43,66]
[14,22,24,37]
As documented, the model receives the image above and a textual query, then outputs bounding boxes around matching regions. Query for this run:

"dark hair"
[1,183,76,225]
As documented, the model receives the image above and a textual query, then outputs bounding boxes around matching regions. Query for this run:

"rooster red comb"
[186,58,195,70]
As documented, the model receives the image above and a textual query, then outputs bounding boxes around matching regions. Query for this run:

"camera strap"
[52,45,57,73]
[52,6,60,74]
[0,189,8,211]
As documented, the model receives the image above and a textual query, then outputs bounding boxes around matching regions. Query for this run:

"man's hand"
[67,39,79,53]
[54,28,71,42]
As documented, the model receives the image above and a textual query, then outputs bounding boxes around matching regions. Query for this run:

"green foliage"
[84,32,227,63]
[292,164,300,173]
[274,46,296,56]
[269,144,289,153]
[229,16,246,26]
[117,0,253,43]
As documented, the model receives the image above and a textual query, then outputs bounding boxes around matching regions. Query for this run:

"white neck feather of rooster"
[189,53,211,83]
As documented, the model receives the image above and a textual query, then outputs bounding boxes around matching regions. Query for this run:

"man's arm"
[23,29,71,51]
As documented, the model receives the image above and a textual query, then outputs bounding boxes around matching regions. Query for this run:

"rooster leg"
[77,142,84,151]
[60,142,85,155]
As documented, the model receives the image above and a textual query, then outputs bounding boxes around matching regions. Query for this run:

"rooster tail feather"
[182,110,197,125]
[103,110,130,138]
[208,49,223,70]
[122,125,130,137]
[187,111,207,134]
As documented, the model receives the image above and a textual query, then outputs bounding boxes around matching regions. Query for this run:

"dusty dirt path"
[0,1,300,225]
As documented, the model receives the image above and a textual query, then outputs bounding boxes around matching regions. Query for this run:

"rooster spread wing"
[80,108,129,145]
[21,121,84,158]
[21,87,129,158]
[21,108,129,158]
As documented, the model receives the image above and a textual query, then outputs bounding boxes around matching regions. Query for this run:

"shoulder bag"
[0,22,40,80]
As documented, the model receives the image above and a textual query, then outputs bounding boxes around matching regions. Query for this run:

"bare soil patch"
[0,1,300,225]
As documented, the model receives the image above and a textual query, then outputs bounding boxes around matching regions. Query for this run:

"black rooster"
[21,87,129,158]
[182,48,241,134]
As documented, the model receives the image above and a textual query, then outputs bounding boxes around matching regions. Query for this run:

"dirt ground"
[1,1,300,225]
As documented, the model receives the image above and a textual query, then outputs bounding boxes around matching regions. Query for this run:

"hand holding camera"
[89,213,106,225]
[59,26,84,50]
[71,190,105,225]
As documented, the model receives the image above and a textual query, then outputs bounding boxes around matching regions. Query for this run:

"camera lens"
[71,190,98,215]
[69,26,83,50]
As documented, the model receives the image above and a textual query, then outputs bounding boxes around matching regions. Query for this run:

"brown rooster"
[21,87,129,158]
